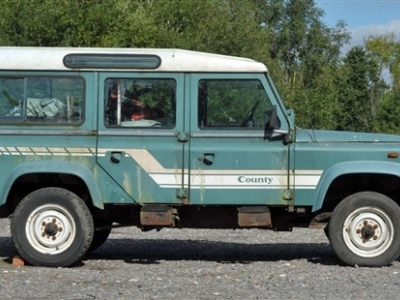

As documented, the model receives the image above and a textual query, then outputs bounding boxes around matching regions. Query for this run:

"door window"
[198,79,274,129]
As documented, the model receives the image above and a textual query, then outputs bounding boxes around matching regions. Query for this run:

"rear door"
[96,73,186,204]
[188,74,291,205]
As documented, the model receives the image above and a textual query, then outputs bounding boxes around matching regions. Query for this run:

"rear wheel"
[324,223,330,241]
[11,188,94,267]
[88,218,112,252]
[329,192,400,267]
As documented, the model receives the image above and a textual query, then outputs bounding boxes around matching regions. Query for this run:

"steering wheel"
[240,101,260,127]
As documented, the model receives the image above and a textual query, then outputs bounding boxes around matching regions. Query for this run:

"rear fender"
[0,161,104,209]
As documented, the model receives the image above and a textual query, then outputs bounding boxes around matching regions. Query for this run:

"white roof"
[0,47,268,72]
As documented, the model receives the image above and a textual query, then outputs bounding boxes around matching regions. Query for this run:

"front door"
[188,74,291,205]
[96,73,186,204]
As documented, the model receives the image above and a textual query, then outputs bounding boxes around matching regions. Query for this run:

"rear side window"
[104,78,176,128]
[0,76,84,124]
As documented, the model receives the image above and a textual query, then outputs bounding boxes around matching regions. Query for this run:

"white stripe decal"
[1,147,322,189]
[0,147,97,157]
[125,149,322,189]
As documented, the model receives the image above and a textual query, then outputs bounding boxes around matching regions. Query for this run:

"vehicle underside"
[96,204,323,232]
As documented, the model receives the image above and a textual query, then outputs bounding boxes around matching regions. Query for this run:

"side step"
[140,205,175,227]
[238,206,272,228]
[140,205,272,228]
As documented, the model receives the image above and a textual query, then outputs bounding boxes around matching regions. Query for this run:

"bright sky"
[316,0,400,52]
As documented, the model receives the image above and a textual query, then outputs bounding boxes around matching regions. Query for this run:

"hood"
[295,128,400,143]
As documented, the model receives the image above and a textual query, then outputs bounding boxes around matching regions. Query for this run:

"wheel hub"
[43,219,62,238]
[361,223,376,240]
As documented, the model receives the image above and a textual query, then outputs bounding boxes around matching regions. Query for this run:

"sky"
[316,0,400,53]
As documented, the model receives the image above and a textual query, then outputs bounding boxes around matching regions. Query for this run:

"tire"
[88,218,112,252]
[323,223,330,241]
[329,191,400,267]
[11,187,94,267]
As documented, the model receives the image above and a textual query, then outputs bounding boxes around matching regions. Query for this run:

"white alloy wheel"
[342,207,393,258]
[26,204,76,255]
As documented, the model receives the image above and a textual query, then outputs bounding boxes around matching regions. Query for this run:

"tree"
[254,0,349,129]
[0,0,353,132]
[374,90,400,134]
[336,47,371,131]
[0,0,124,47]
[366,34,400,134]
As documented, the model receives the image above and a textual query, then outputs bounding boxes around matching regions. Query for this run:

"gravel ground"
[0,218,400,300]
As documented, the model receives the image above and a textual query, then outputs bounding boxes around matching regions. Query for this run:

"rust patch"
[238,206,272,228]
[140,206,174,226]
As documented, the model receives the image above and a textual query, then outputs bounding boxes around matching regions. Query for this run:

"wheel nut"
[58,227,63,232]
[42,222,46,226]
[373,235,378,240]
[357,229,361,234]
[42,232,46,237]
[52,218,56,223]
[374,224,378,229]
[363,221,368,225]
[52,236,56,241]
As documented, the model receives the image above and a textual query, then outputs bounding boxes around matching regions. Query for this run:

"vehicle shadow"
[4,236,389,267]
[0,237,17,264]
[86,238,342,266]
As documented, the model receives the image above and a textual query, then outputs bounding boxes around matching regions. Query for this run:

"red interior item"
[130,112,144,120]
[130,109,159,120]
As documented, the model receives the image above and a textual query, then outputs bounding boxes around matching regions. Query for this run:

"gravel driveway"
[0,218,399,300]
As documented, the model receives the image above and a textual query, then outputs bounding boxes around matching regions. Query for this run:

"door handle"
[110,151,122,163]
[198,153,215,166]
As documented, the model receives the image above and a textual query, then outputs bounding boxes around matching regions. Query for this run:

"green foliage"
[0,0,399,133]
[336,47,370,131]
[257,0,349,130]
[374,91,400,134]
[0,0,121,47]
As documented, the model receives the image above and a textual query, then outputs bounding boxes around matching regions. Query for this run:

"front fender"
[0,161,104,209]
[312,161,400,212]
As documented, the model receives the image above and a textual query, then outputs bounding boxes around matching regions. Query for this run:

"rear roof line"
[0,47,268,73]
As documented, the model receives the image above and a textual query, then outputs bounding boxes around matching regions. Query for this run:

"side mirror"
[264,105,287,142]
[264,106,278,139]
[268,105,280,130]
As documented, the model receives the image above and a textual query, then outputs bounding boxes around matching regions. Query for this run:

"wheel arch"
[312,161,400,212]
[0,161,104,211]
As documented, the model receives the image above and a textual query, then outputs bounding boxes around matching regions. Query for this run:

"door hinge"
[177,132,189,142]
[283,189,293,200]
[176,188,188,204]
[176,188,187,198]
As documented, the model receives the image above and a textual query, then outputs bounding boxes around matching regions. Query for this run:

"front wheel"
[329,192,400,267]
[11,188,94,267]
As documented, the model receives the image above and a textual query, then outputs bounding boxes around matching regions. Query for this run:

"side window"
[104,78,176,128]
[0,78,23,119]
[0,76,84,124]
[198,79,274,129]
